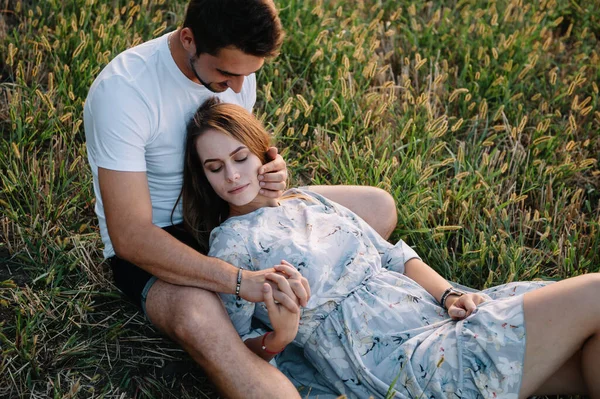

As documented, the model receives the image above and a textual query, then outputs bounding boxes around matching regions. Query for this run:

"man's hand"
[239,261,310,313]
[258,147,287,198]
[446,293,487,320]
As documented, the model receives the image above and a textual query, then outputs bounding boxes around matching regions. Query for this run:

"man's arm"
[99,168,306,309]
[307,185,397,239]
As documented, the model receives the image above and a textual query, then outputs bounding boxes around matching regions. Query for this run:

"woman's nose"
[225,167,240,182]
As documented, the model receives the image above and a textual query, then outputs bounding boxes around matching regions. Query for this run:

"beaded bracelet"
[235,268,243,301]
[261,331,283,355]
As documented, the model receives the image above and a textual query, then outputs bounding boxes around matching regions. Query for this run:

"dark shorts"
[109,223,201,315]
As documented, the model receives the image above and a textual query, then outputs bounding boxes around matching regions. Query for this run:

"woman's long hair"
[175,97,271,253]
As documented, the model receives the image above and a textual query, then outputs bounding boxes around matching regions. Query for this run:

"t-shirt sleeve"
[85,77,152,172]
[291,188,421,274]
[208,225,257,340]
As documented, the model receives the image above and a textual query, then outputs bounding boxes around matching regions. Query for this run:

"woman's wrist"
[266,331,291,352]
[444,294,461,310]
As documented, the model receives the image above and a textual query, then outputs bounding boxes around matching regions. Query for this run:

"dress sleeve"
[291,188,421,274]
[208,226,259,340]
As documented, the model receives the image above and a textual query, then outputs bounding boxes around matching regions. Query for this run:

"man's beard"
[189,57,228,93]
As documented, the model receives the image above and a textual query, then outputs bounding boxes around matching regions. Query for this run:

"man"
[84,0,397,397]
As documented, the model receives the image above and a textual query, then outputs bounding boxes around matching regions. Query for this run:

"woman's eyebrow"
[203,146,247,164]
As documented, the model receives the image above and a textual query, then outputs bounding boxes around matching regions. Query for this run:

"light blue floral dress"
[207,189,549,399]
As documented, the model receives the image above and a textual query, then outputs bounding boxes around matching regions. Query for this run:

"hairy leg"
[145,279,300,399]
[308,185,397,239]
[520,274,600,398]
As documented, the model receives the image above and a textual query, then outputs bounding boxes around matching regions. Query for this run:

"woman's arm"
[243,273,300,361]
[404,258,486,319]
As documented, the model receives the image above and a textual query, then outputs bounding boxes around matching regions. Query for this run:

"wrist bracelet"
[261,331,283,355]
[440,287,465,310]
[235,268,243,301]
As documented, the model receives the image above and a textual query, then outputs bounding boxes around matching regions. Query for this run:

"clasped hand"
[262,261,306,346]
[446,293,487,320]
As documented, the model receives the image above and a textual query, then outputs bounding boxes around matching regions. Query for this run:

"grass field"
[0,0,598,397]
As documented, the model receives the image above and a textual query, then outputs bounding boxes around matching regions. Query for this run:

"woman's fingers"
[269,286,300,313]
[266,273,300,313]
[462,296,478,316]
[448,294,481,319]
[262,283,277,312]
[274,262,310,306]
[448,305,467,319]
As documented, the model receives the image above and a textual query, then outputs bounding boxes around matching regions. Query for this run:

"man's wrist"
[235,268,243,300]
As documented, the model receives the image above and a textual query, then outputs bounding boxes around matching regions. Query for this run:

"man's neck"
[168,29,200,83]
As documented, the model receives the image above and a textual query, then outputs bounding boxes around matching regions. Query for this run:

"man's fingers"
[259,153,286,176]
[258,170,287,183]
[265,147,278,161]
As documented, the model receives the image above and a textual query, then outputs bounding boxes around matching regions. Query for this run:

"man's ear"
[180,27,197,54]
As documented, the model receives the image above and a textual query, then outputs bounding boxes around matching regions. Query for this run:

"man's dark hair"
[183,0,284,57]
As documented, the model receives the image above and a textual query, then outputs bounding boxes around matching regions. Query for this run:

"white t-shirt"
[84,32,257,258]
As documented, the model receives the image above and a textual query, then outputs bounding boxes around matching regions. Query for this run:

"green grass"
[1,0,598,397]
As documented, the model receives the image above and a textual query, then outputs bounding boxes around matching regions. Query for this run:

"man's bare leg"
[308,185,397,239]
[145,279,301,399]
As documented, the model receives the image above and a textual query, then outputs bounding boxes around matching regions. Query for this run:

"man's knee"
[146,281,235,346]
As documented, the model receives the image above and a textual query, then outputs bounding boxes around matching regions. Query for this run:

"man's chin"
[205,83,229,93]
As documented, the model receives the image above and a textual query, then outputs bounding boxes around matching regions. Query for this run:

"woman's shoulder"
[283,187,332,207]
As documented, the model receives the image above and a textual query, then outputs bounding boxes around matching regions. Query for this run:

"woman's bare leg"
[534,351,587,396]
[520,273,600,397]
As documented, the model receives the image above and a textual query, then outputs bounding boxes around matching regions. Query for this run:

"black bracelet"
[235,268,243,300]
[439,287,453,309]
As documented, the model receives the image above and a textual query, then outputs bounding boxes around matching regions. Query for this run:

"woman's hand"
[240,260,310,311]
[446,293,487,320]
[270,260,311,305]
[263,283,300,350]
[258,147,287,198]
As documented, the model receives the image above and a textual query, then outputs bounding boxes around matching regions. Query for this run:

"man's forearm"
[115,224,238,294]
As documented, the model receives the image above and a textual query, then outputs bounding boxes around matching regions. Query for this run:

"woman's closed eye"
[207,165,222,173]
[234,156,248,163]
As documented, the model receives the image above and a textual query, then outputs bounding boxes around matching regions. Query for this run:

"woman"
[178,97,598,398]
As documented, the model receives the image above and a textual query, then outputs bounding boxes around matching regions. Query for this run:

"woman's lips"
[228,183,250,194]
